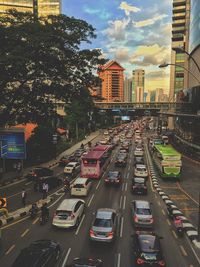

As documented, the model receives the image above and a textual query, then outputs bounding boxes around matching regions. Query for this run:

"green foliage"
[0,10,106,127]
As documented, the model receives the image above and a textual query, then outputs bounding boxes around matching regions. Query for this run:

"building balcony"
[172,33,184,41]
[172,20,185,27]
[173,0,186,7]
[172,26,185,34]
[173,6,186,13]
[172,13,186,20]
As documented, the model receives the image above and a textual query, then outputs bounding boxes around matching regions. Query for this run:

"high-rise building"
[98,60,124,102]
[132,69,145,102]
[0,0,61,17]
[136,87,144,102]
[150,90,156,102]
[124,77,132,102]
[169,0,190,100]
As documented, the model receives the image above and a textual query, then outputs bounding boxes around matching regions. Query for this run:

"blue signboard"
[0,129,26,159]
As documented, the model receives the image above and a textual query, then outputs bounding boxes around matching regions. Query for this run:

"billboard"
[0,128,26,159]
[121,116,130,121]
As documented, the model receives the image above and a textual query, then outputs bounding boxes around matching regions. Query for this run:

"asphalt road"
[0,134,200,267]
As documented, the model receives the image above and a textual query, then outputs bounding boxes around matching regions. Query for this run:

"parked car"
[11,240,61,267]
[104,171,122,186]
[133,231,166,266]
[134,164,148,178]
[64,162,80,175]
[135,156,144,165]
[131,200,154,228]
[134,147,144,157]
[26,167,53,181]
[52,199,85,228]
[132,177,147,195]
[89,208,117,242]
[68,258,103,267]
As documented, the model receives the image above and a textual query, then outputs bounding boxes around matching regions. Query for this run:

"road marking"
[119,196,123,209]
[177,182,199,205]
[167,219,171,226]
[158,201,161,206]
[48,193,64,208]
[0,178,26,189]
[117,253,121,267]
[169,194,188,200]
[32,217,39,225]
[125,183,128,192]
[75,214,85,235]
[128,165,130,171]
[96,180,101,190]
[5,244,15,255]
[172,230,178,239]
[25,181,32,185]
[120,217,124,237]
[61,248,71,267]
[88,194,94,207]
[186,232,200,265]
[180,245,188,257]
[21,228,29,237]
[7,188,32,199]
[161,209,166,216]
[122,183,125,191]
[123,196,126,210]
[1,216,28,229]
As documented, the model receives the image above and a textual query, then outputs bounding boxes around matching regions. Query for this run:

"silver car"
[89,208,117,242]
[52,199,85,228]
[131,200,154,228]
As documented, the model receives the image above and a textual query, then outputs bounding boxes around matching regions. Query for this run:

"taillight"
[116,179,120,183]
[105,179,109,182]
[90,229,95,236]
[107,231,113,237]
[158,260,166,266]
[134,215,138,222]
[136,258,144,264]
[150,218,154,224]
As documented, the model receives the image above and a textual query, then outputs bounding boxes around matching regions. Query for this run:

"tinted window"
[56,211,71,219]
[73,184,84,188]
[136,208,151,215]
[139,235,158,253]
[94,218,111,228]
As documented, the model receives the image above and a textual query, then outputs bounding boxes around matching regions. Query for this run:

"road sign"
[0,198,7,208]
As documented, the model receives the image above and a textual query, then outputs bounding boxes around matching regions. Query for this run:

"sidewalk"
[0,130,100,187]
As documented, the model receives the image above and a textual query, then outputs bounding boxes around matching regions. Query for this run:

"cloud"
[134,14,168,28]
[83,6,111,20]
[103,18,130,40]
[146,70,169,79]
[119,1,141,16]
[114,48,130,62]
[129,44,170,66]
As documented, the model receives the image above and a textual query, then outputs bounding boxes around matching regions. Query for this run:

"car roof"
[96,208,116,219]
[133,177,145,182]
[135,164,146,168]
[67,162,78,166]
[134,200,150,208]
[138,234,159,253]
[57,199,84,211]
[74,177,89,184]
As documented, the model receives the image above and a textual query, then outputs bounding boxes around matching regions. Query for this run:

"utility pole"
[33,0,38,22]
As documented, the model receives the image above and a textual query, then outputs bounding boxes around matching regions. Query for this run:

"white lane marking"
[48,193,64,208]
[7,188,32,199]
[123,196,126,210]
[167,219,171,226]
[88,194,94,207]
[117,253,121,267]
[119,196,123,209]
[125,183,128,191]
[128,165,130,171]
[5,244,16,255]
[122,183,125,191]
[21,228,30,237]
[158,201,161,206]
[96,180,101,190]
[161,209,166,216]
[25,181,32,185]
[75,214,85,235]
[185,235,200,265]
[172,230,178,239]
[127,172,130,179]
[180,245,188,257]
[61,248,71,267]
[120,217,124,237]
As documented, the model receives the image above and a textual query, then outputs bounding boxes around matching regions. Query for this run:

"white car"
[134,164,148,178]
[52,199,85,228]
[134,147,144,156]
[64,162,80,174]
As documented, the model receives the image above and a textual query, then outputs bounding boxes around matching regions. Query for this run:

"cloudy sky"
[62,0,172,92]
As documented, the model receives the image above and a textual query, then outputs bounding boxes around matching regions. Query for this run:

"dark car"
[104,171,122,185]
[68,258,103,266]
[135,156,144,165]
[26,167,53,181]
[133,232,166,266]
[11,240,61,267]
[115,154,127,167]
[132,177,147,195]
[34,175,62,192]
[59,154,76,166]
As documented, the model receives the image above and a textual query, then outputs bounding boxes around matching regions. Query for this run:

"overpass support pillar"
[168,116,174,130]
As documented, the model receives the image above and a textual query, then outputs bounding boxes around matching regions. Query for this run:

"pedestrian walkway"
[0,130,100,187]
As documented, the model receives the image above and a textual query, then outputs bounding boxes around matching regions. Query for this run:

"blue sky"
[62,0,172,92]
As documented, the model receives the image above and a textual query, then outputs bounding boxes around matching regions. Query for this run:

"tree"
[0,10,106,127]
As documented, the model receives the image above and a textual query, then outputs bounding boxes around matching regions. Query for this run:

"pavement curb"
[145,144,200,250]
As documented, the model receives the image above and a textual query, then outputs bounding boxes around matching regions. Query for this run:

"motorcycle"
[39,213,49,225]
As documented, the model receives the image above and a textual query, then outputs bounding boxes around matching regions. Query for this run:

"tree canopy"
[0,10,106,127]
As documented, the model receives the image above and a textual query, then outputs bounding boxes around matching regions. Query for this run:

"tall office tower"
[0,0,61,16]
[132,69,145,102]
[98,60,124,102]
[169,0,190,100]
[124,77,132,102]
[136,87,144,102]
[155,88,164,102]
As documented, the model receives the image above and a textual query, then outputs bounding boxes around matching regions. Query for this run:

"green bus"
[152,144,182,179]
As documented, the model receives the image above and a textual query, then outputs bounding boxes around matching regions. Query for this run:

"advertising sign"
[0,128,26,159]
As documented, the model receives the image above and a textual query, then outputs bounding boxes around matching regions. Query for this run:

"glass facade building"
[189,0,200,53]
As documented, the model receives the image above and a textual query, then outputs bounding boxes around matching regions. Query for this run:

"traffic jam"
[2,119,199,267]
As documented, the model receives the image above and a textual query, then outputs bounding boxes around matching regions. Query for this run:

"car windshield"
[67,164,75,168]
[137,208,151,215]
[93,218,111,228]
[137,167,146,172]
[139,235,159,253]
[108,172,118,179]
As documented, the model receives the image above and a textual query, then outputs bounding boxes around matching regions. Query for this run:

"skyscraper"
[98,60,124,102]
[169,0,190,100]
[132,69,145,102]
[124,77,132,102]
[0,0,61,16]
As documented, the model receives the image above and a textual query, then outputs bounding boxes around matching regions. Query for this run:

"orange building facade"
[98,60,124,102]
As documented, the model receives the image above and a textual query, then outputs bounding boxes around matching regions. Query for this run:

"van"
[70,177,92,196]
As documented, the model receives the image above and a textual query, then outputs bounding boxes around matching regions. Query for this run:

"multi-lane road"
[0,133,200,266]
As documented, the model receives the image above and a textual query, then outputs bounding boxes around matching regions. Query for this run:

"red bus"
[81,145,112,179]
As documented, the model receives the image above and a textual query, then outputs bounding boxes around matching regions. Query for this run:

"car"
[135,156,144,165]
[35,175,62,192]
[134,164,148,178]
[132,177,147,195]
[134,147,144,157]
[25,167,53,181]
[59,154,77,166]
[89,208,117,242]
[11,240,61,267]
[131,200,154,228]
[99,139,108,145]
[70,177,92,196]
[52,199,85,228]
[104,171,122,185]
[68,258,103,267]
[64,162,80,175]
[115,154,127,167]
[133,231,166,266]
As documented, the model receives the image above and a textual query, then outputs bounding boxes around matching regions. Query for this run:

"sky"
[62,0,172,92]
